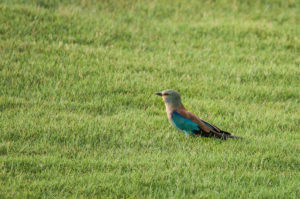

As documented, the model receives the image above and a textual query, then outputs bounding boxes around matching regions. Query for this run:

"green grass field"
[0,0,299,198]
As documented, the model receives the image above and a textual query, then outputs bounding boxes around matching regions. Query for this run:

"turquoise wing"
[171,111,200,134]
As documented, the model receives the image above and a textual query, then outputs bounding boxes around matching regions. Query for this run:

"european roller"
[156,89,240,139]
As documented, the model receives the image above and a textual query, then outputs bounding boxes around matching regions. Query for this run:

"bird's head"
[155,89,182,107]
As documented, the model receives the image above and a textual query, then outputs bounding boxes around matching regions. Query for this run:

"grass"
[0,0,299,198]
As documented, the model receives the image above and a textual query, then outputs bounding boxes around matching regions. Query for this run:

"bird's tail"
[218,130,242,140]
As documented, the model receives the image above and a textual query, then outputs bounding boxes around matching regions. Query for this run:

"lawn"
[0,0,299,198]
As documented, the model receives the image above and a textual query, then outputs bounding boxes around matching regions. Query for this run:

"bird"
[155,89,240,139]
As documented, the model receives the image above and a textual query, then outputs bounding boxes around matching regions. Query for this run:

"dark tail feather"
[193,129,242,140]
[217,130,242,140]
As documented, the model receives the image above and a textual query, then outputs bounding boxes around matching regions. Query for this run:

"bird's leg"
[184,132,189,138]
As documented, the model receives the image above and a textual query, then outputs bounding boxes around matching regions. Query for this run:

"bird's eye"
[163,93,169,96]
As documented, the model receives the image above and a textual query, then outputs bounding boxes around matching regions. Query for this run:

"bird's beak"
[155,92,163,96]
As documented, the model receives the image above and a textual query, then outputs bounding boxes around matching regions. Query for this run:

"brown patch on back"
[176,106,218,134]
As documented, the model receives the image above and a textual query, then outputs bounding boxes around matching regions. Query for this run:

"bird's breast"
[168,114,183,132]
[166,109,174,121]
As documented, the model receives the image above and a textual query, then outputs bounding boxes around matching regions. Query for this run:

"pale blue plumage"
[171,111,200,136]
